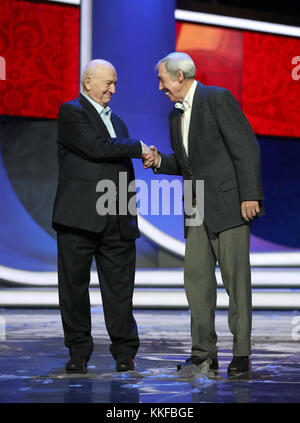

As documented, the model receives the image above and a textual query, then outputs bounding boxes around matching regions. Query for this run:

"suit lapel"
[187,83,204,161]
[79,94,111,137]
[171,108,189,170]
[111,113,133,170]
[171,82,205,169]
[111,113,123,137]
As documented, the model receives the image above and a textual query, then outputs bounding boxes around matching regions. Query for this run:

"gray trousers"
[184,223,252,359]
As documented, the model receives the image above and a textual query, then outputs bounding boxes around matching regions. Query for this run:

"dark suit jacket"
[156,82,264,235]
[52,94,142,239]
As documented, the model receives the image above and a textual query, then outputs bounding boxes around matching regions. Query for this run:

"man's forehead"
[94,65,117,78]
[158,63,167,77]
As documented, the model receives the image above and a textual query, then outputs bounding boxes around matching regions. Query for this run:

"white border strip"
[0,288,299,309]
[175,9,300,37]
[134,269,300,287]
[1,266,300,287]
[47,0,80,5]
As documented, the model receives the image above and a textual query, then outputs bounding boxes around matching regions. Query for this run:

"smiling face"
[83,64,117,107]
[157,62,185,103]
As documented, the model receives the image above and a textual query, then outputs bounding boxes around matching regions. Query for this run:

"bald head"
[81,59,116,85]
[81,59,117,106]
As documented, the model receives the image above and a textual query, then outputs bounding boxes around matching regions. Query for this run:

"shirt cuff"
[140,141,144,155]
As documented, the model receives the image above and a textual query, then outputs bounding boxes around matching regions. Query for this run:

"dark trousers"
[56,214,139,362]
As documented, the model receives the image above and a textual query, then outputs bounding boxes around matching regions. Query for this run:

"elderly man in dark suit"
[147,52,264,376]
[52,59,153,374]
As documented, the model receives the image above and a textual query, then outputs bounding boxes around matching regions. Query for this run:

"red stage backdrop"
[0,0,80,119]
[176,22,300,138]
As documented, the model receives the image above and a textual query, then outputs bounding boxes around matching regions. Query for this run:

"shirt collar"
[81,91,111,116]
[175,80,197,112]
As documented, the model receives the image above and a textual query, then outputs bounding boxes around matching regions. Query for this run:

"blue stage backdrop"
[252,136,300,250]
[91,0,185,241]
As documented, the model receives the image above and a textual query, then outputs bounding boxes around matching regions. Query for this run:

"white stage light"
[175,9,300,37]
[0,288,299,309]
[47,0,80,5]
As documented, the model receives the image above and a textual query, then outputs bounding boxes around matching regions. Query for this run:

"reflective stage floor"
[0,308,300,404]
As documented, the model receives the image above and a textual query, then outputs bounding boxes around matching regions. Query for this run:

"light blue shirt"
[81,91,144,153]
[81,91,117,137]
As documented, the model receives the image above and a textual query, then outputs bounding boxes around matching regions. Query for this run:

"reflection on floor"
[0,308,299,403]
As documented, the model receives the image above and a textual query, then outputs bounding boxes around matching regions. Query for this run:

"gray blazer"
[156,82,264,236]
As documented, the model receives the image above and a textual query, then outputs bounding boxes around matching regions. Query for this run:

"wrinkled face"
[84,65,117,106]
[157,62,182,103]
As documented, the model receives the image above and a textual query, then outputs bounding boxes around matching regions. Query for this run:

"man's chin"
[166,94,175,102]
[104,96,112,104]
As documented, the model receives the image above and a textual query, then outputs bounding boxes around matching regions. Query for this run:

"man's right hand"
[141,143,154,168]
[143,145,161,169]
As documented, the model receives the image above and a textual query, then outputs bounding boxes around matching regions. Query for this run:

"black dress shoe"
[177,356,219,372]
[228,356,250,375]
[65,357,88,374]
[116,357,135,372]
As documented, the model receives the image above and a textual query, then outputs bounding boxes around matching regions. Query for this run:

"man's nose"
[159,81,163,91]
[110,83,116,94]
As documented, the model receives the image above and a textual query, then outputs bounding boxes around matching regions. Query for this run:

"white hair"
[80,59,115,86]
[155,52,196,80]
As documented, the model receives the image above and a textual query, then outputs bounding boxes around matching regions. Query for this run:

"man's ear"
[83,77,91,92]
[177,70,184,83]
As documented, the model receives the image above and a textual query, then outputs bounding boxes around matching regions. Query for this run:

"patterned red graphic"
[0,0,80,119]
[176,22,300,138]
[242,31,300,137]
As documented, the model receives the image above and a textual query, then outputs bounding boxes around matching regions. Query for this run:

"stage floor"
[0,308,300,404]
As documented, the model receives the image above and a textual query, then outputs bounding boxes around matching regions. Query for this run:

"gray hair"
[81,59,115,86]
[155,52,196,80]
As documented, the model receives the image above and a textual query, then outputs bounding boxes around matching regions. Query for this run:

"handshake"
[142,144,161,169]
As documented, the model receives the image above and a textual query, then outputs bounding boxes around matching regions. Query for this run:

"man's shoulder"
[194,83,237,111]
[60,96,82,110]
[58,96,87,120]
[196,83,229,99]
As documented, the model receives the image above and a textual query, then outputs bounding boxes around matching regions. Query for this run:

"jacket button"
[189,171,193,176]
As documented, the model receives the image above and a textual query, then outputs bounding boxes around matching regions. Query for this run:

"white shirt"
[175,80,197,156]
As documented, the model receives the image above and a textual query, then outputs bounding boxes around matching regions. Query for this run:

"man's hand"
[142,145,161,169]
[241,201,260,222]
[142,143,154,168]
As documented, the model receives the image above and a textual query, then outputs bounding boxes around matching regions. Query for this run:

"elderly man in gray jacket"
[146,52,264,376]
